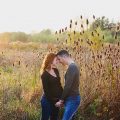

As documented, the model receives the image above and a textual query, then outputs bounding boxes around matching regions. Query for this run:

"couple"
[40,50,80,120]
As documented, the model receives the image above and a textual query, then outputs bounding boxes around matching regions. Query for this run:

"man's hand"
[55,100,64,107]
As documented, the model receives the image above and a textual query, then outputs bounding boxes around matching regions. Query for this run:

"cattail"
[103,35,104,39]
[75,21,77,25]
[93,15,95,19]
[115,32,117,39]
[87,40,90,45]
[86,19,89,25]
[74,31,76,35]
[57,38,59,41]
[81,24,83,28]
[80,15,83,19]
[97,55,99,59]
[110,48,112,51]
[70,19,72,24]
[62,29,64,32]
[76,42,78,46]
[18,61,20,66]
[91,41,93,44]
[102,44,104,47]
[92,56,95,59]
[117,26,119,31]
[118,42,120,46]
[55,31,57,34]
[65,27,67,31]
[96,24,99,27]
[68,34,70,37]
[59,29,61,34]
[66,39,67,43]
[13,63,14,67]
[91,32,94,37]
[70,24,72,28]
[102,16,105,20]
[80,32,82,35]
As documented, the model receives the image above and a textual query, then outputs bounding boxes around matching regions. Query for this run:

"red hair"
[40,53,56,75]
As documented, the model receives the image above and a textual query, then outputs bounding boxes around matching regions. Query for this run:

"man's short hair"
[56,50,69,57]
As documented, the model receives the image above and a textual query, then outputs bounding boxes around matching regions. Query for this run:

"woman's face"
[51,57,59,68]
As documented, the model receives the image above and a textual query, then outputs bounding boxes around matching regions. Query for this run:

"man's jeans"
[62,95,80,120]
[40,95,59,120]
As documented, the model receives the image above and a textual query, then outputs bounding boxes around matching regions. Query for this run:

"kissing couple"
[40,50,80,120]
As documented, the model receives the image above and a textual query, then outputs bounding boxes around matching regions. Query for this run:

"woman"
[40,53,63,120]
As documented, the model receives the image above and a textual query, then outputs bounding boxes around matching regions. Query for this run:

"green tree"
[10,32,29,42]
[91,16,109,30]
[31,29,56,43]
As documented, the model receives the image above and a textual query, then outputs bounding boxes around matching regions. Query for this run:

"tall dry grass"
[0,16,120,120]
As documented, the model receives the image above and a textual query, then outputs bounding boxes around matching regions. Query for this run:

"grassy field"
[0,17,120,120]
[0,41,120,120]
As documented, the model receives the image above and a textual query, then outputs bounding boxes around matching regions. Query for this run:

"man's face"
[57,55,66,66]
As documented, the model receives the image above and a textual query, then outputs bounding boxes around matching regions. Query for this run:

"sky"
[0,0,120,33]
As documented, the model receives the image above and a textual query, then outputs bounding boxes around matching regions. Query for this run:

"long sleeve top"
[61,63,80,100]
[41,68,63,103]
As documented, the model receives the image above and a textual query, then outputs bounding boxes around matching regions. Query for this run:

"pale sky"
[0,0,120,33]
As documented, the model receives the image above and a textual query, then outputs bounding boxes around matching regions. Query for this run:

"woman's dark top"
[41,68,63,103]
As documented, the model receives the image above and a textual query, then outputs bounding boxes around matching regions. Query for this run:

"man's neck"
[67,59,75,66]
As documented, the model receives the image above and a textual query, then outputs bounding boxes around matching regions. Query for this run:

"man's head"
[56,50,70,65]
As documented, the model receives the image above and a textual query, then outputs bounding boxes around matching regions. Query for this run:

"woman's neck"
[46,68,57,77]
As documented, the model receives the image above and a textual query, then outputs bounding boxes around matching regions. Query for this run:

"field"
[0,16,120,120]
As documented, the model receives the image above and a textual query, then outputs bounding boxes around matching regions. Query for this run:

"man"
[55,50,80,120]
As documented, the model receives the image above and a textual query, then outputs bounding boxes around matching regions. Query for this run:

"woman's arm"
[41,73,52,99]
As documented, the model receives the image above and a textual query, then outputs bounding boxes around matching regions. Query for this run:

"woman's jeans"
[40,95,59,120]
[62,95,80,120]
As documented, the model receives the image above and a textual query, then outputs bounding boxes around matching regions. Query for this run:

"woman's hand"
[55,100,64,107]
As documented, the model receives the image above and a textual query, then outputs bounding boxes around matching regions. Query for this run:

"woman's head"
[40,53,58,75]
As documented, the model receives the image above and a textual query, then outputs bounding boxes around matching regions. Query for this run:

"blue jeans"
[62,95,80,120]
[40,95,59,120]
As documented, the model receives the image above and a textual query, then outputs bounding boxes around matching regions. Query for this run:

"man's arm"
[55,64,77,107]
[61,64,76,100]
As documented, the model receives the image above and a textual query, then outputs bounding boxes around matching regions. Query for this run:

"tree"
[91,16,109,30]
[10,32,29,42]
[0,32,11,44]
[31,29,56,43]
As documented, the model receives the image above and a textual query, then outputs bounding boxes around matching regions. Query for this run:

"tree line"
[0,16,120,43]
